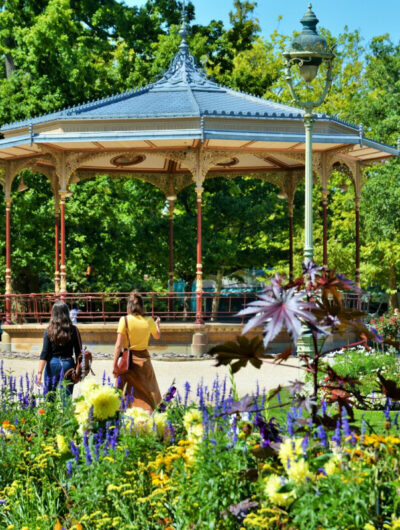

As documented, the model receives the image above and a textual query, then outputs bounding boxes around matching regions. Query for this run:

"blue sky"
[123,0,399,44]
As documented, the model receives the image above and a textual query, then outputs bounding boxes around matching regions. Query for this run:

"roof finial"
[179,0,189,51]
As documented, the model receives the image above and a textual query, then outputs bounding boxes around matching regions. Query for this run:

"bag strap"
[76,326,83,353]
[124,315,131,350]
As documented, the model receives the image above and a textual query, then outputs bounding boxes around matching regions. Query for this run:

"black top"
[40,325,81,361]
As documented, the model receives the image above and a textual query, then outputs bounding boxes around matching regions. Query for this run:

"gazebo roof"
[1,39,309,129]
[0,20,397,180]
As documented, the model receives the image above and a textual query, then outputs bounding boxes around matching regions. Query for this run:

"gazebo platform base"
[1,323,356,358]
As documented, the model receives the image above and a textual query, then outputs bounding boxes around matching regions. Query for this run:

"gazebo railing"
[0,290,370,325]
[0,291,259,325]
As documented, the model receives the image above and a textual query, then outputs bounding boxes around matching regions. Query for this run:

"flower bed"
[304,344,400,408]
[1,362,400,530]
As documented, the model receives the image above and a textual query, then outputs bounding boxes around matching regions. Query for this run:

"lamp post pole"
[284,3,334,355]
[304,112,315,262]
[284,3,334,263]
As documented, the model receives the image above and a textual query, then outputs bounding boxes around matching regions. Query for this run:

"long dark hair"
[47,301,73,346]
[127,291,144,316]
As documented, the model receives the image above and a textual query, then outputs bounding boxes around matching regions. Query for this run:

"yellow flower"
[87,386,120,421]
[56,435,69,455]
[364,524,376,530]
[324,455,342,476]
[74,400,90,426]
[150,412,168,437]
[21,527,29,530]
[80,377,100,399]
[187,423,204,442]
[278,438,304,469]
[124,407,150,433]
[183,408,202,432]
[265,474,295,507]
[286,459,313,485]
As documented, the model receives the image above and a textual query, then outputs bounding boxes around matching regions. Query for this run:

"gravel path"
[0,357,303,397]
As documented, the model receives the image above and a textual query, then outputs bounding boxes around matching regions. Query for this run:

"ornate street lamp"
[284,3,334,263]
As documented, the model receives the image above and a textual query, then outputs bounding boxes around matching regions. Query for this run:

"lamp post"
[284,3,334,263]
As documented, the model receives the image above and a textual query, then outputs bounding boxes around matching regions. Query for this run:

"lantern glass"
[299,63,319,83]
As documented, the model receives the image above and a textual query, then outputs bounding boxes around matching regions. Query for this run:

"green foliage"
[0,0,399,297]
[325,345,400,397]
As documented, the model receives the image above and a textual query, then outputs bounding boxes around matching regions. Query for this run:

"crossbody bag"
[114,315,131,376]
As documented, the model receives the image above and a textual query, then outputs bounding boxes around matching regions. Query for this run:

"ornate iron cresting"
[283,4,334,263]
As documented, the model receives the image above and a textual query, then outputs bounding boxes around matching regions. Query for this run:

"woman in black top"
[37,301,81,396]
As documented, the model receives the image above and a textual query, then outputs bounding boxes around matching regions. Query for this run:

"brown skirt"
[117,349,161,413]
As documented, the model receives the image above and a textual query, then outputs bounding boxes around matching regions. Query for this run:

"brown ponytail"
[127,291,144,316]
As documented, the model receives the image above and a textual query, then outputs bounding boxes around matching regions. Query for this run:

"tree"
[361,159,400,310]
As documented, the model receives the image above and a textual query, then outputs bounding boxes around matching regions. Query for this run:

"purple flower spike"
[237,283,318,347]
[66,461,73,477]
[332,421,341,447]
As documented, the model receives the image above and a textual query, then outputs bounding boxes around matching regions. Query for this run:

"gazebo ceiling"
[0,23,397,178]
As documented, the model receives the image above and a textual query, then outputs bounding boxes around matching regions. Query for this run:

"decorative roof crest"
[152,0,220,91]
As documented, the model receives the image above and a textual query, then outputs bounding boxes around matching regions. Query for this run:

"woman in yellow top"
[113,292,161,412]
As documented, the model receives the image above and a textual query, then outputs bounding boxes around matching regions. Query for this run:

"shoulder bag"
[65,327,94,384]
[114,315,131,376]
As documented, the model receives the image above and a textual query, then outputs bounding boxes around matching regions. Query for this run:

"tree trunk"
[389,263,398,311]
[5,55,17,78]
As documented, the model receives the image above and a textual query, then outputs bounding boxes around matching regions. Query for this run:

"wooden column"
[54,206,60,293]
[355,196,361,288]
[60,194,67,294]
[288,201,294,282]
[5,198,12,324]
[322,189,328,268]
[195,187,204,325]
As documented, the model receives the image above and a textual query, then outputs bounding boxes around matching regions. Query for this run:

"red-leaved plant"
[209,261,399,423]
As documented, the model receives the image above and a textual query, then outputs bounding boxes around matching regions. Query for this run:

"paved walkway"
[0,357,303,398]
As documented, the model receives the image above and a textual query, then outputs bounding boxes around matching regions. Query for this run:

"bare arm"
[36,360,46,387]
[152,317,161,340]
[113,333,124,377]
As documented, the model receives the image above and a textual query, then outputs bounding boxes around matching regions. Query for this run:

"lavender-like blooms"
[94,428,103,461]
[159,385,177,412]
[317,425,328,448]
[66,461,73,477]
[237,279,320,347]
[166,420,176,444]
[230,416,238,446]
[102,371,106,386]
[83,432,92,465]
[321,400,327,416]
[286,412,295,437]
[302,435,309,457]
[342,416,351,438]
[221,377,227,404]
[253,415,280,447]
[332,421,341,447]
[394,412,399,430]
[184,381,191,407]
[70,441,80,465]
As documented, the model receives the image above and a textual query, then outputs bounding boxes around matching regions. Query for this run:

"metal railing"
[0,290,370,325]
[0,291,260,325]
